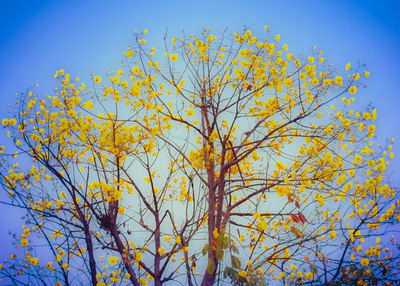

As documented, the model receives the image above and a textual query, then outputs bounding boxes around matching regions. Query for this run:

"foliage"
[0,27,399,285]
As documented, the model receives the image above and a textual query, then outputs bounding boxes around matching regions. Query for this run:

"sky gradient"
[0,0,399,270]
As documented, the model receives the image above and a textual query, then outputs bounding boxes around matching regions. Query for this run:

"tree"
[0,27,398,285]
[333,234,400,286]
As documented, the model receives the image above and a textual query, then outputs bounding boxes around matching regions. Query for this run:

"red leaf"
[295,201,300,208]
[298,212,307,224]
[290,213,300,223]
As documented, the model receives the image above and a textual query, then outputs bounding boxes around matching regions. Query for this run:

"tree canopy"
[0,27,399,285]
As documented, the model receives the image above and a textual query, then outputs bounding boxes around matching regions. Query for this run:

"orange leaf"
[211,240,218,251]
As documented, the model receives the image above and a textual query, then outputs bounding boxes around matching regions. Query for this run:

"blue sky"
[0,0,399,267]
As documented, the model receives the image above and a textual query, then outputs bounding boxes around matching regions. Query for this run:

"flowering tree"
[332,235,400,285]
[0,27,398,285]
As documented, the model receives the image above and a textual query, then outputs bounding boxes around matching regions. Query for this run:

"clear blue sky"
[0,0,399,264]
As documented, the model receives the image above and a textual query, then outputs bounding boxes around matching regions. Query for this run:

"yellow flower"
[94,76,102,83]
[2,119,9,126]
[345,63,351,70]
[282,44,288,51]
[21,239,29,247]
[349,86,357,94]
[158,247,165,255]
[108,256,119,265]
[232,194,237,202]
[253,212,261,219]
[185,109,194,117]
[143,29,148,34]
[304,272,314,279]
[360,258,369,267]
[134,252,142,263]
[364,71,370,78]
[275,161,287,170]
[176,236,181,244]
[30,257,39,266]
[335,75,343,85]
[275,35,280,41]
[170,54,178,62]
[82,100,94,110]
